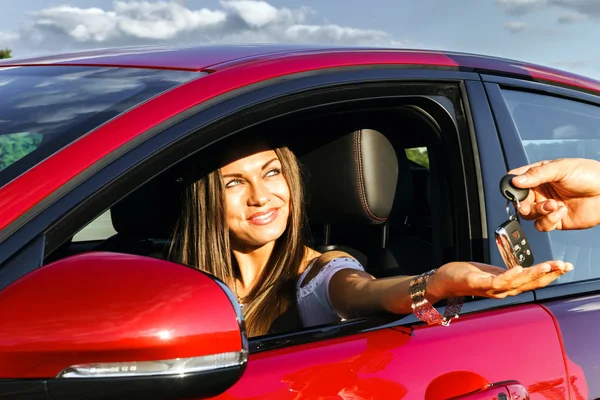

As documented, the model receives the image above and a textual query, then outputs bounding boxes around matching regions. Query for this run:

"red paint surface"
[425,371,491,399]
[0,252,242,378]
[217,305,569,399]
[0,44,324,71]
[524,65,600,94]
[451,386,510,399]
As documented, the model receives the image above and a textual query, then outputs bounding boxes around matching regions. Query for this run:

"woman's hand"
[427,260,573,300]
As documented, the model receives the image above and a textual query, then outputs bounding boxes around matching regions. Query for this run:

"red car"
[0,44,599,399]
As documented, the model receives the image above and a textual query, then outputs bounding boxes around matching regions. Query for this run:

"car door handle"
[450,381,529,400]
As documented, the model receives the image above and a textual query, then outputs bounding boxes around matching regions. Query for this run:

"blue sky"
[1,0,599,79]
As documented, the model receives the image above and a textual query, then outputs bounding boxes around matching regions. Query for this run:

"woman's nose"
[248,180,270,206]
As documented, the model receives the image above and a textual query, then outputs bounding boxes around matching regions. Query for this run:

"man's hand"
[508,158,600,231]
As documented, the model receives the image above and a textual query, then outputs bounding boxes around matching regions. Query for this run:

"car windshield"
[0,65,201,187]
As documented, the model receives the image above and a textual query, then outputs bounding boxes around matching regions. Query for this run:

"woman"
[170,140,573,337]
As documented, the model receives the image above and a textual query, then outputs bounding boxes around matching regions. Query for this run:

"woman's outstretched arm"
[325,252,572,320]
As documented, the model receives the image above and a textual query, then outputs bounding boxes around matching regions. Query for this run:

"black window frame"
[0,66,520,351]
[482,74,600,300]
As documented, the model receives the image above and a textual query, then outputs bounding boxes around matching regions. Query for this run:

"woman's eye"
[225,179,243,188]
[266,168,281,177]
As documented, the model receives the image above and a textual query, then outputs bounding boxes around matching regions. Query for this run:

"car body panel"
[542,298,600,399]
[216,305,575,399]
[0,252,243,378]
[0,44,333,72]
[0,45,458,72]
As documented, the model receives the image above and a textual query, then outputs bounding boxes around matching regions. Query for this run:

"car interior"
[44,100,468,335]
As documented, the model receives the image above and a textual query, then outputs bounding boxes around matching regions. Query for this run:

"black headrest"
[301,129,399,225]
[111,174,183,238]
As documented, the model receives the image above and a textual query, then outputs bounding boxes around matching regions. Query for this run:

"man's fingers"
[531,205,568,231]
[510,161,564,189]
[519,199,559,218]
[508,160,548,176]
[517,199,568,232]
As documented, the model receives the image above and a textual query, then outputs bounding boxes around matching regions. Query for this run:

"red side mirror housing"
[0,252,247,400]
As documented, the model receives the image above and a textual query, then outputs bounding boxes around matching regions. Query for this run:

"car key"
[495,174,534,269]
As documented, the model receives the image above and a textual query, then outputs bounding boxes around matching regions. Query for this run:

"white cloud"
[223,1,286,28]
[504,21,529,32]
[286,24,404,46]
[553,57,600,73]
[557,12,587,23]
[549,0,600,18]
[497,0,546,15]
[3,0,410,58]
[498,0,600,20]
[0,32,20,51]
[0,32,20,42]
[114,1,226,40]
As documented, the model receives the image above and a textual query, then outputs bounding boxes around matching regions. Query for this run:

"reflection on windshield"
[0,66,200,180]
[0,132,42,171]
[523,139,600,164]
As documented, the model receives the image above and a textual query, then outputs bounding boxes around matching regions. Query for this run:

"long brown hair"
[169,146,308,337]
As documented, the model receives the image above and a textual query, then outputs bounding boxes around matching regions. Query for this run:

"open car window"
[405,147,429,168]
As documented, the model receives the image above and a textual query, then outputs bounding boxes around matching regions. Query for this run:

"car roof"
[0,44,343,71]
[1,43,599,94]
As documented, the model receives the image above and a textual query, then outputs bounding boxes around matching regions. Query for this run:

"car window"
[0,66,200,187]
[405,147,429,168]
[501,88,600,283]
[72,210,116,242]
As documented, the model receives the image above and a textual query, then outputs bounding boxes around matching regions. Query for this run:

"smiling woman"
[170,140,310,336]
[168,131,574,338]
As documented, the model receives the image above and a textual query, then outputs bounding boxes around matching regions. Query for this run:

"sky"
[1,0,600,79]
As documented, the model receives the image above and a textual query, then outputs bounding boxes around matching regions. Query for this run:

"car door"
[0,63,574,399]
[217,306,571,399]
[484,74,600,400]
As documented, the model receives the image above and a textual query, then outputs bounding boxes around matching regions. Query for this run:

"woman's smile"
[248,208,279,225]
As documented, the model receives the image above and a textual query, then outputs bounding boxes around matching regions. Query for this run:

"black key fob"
[495,174,534,268]
[495,219,534,268]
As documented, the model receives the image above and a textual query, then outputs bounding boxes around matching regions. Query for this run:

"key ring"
[505,199,521,221]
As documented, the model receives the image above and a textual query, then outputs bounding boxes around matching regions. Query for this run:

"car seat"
[301,128,411,277]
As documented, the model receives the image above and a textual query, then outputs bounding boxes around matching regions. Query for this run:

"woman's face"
[221,149,291,251]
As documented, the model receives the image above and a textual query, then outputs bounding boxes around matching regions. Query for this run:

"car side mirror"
[0,252,247,400]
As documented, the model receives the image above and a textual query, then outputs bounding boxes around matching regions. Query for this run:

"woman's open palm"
[430,260,573,299]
